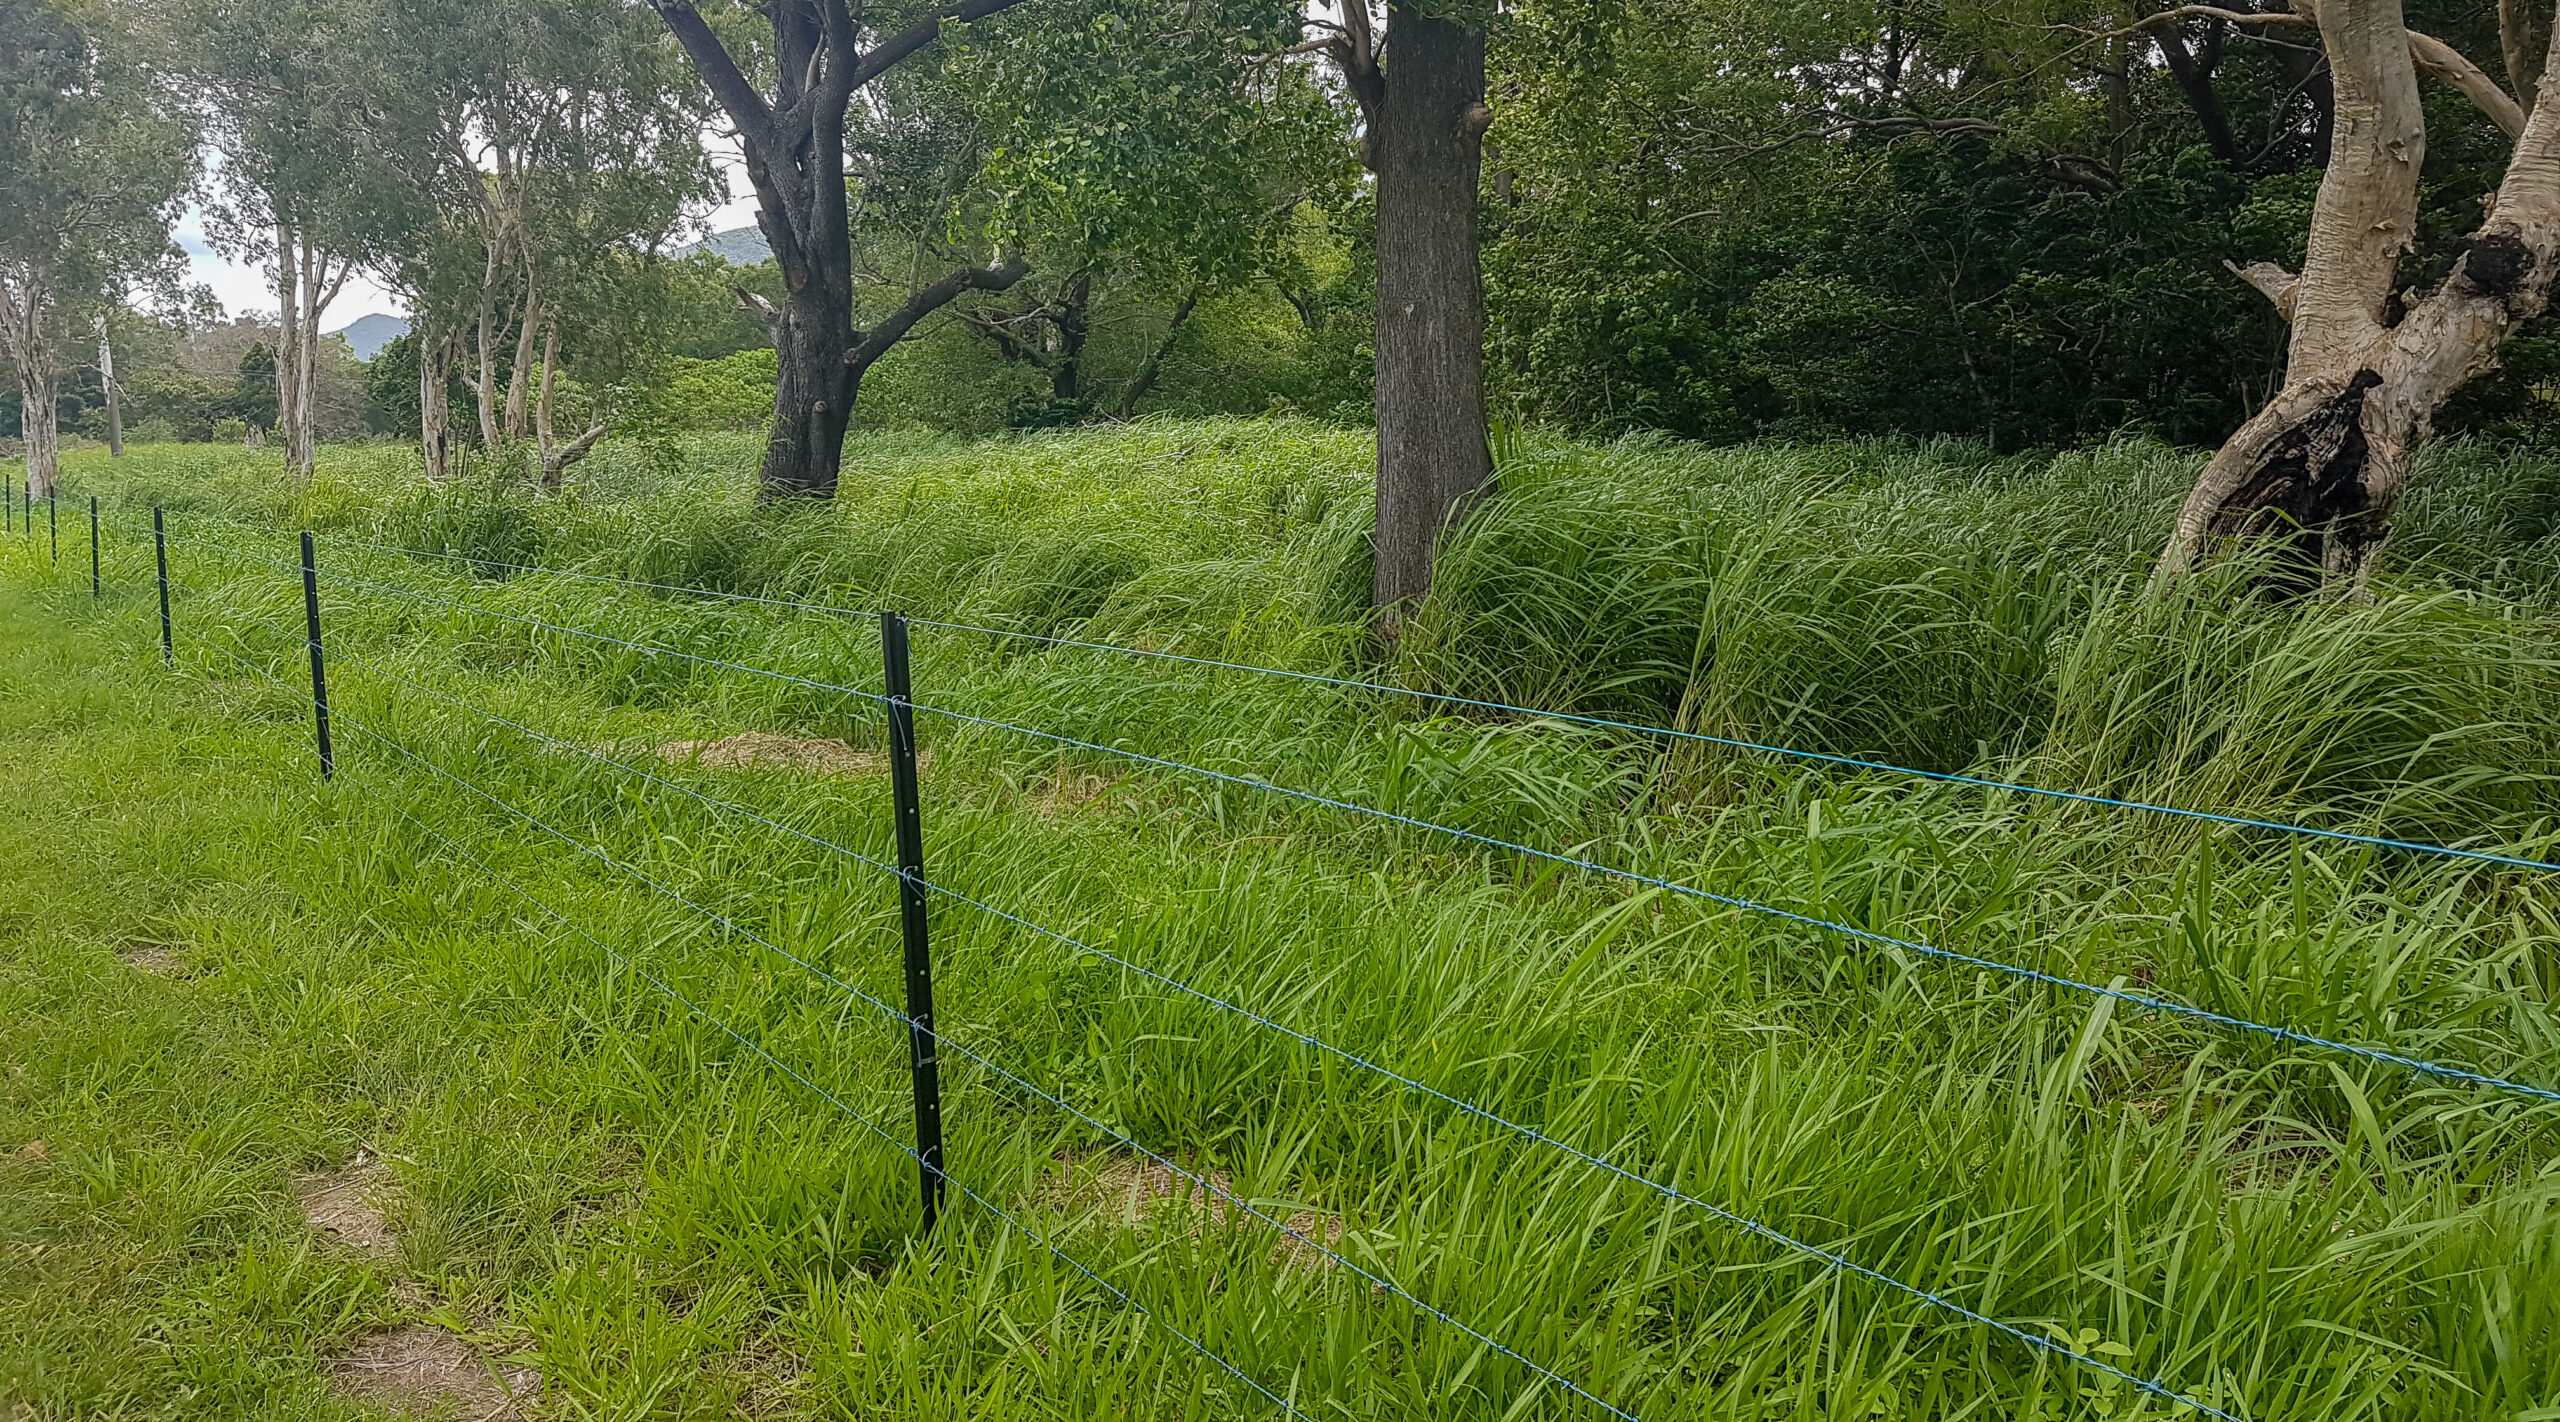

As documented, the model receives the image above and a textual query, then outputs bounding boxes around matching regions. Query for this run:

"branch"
[849,257,1034,369]
[732,285,780,332]
[649,3,778,149]
[2500,0,2546,113]
[2096,5,2522,138]
[851,0,1041,90]
[2225,258,2302,321]
[2408,29,2527,138]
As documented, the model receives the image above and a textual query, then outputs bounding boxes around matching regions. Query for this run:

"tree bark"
[16,362,58,502]
[2165,0,2560,591]
[420,321,455,479]
[96,316,123,458]
[1369,0,1494,612]
[536,324,607,490]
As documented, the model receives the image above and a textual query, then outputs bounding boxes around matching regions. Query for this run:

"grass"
[3,421,2559,1419]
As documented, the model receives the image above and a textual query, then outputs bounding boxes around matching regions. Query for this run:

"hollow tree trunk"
[1370,0,1494,611]
[2165,0,2560,591]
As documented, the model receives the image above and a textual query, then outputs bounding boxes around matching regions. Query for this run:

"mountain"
[694,225,772,266]
[327,313,411,362]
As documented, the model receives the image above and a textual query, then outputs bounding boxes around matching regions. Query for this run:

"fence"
[21,495,2560,1419]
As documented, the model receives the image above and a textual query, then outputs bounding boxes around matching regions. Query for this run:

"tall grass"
[11,422,2560,1419]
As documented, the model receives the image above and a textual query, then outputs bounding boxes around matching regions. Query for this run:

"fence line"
[255,525,2560,879]
[137,616,1312,1420]
[117,536,2253,1417]
[144,557,1646,1417]
[123,521,2560,1105]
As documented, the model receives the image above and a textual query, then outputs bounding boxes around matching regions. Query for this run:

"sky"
[178,137,764,328]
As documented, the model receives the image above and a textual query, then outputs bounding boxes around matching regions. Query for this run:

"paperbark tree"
[0,0,191,500]
[191,0,378,483]
[2159,0,2560,590]
[649,0,1036,498]
[1324,0,1496,613]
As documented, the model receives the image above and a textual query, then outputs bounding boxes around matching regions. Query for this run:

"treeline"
[5,0,2552,598]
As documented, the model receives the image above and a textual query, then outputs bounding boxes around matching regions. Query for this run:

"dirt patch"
[298,1148,400,1256]
[1042,1154,1341,1272]
[119,941,186,975]
[326,1322,541,1419]
[1021,770,1120,817]
[653,732,919,777]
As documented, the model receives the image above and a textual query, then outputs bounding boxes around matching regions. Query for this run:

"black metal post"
[6,478,13,532]
[881,611,946,1231]
[153,506,171,663]
[300,532,335,780]
[89,497,100,598]
[48,490,56,562]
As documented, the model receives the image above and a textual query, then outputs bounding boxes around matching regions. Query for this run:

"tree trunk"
[1118,285,1201,418]
[274,219,305,475]
[420,323,455,479]
[97,317,123,458]
[651,0,1037,499]
[472,237,503,450]
[18,361,58,502]
[1370,0,1494,612]
[2166,0,2560,591]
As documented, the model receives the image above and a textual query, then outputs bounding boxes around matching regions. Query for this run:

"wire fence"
[28,495,2560,1418]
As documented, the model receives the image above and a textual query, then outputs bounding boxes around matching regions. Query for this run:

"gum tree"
[1321,0,1496,612]
[0,0,191,500]
[2158,0,2560,590]
[648,0,1039,498]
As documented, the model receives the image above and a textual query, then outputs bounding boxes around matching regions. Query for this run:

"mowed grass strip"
[5,428,2560,1419]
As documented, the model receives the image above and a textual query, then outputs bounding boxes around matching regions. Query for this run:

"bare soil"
[653,732,918,776]
[1041,1154,1341,1272]
[119,941,186,974]
[297,1148,399,1257]
[325,1322,541,1420]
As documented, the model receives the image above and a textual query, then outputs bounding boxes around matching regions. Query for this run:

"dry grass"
[1039,1154,1342,1272]
[652,732,914,777]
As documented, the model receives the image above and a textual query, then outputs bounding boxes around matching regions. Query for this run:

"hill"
[325,313,410,361]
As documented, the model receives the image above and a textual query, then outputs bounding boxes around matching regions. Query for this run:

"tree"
[359,0,714,484]
[648,0,1038,498]
[2159,0,2560,591]
[190,0,390,482]
[949,0,1349,423]
[0,0,192,500]
[1321,1,1498,613]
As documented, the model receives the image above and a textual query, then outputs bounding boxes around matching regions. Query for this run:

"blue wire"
[320,532,889,619]
[212,525,2560,876]
[324,711,1309,1420]
[167,552,2560,1105]
[162,541,2246,1417]
[902,615,2560,877]
[322,647,1651,1420]
[904,699,2560,1108]
[310,636,2235,1420]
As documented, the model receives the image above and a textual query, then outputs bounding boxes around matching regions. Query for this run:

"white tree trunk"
[274,219,303,470]
[420,321,455,479]
[2166,0,2560,589]
[1,278,59,500]
[97,316,123,458]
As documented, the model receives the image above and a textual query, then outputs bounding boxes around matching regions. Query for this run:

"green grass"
[5,422,2560,1419]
